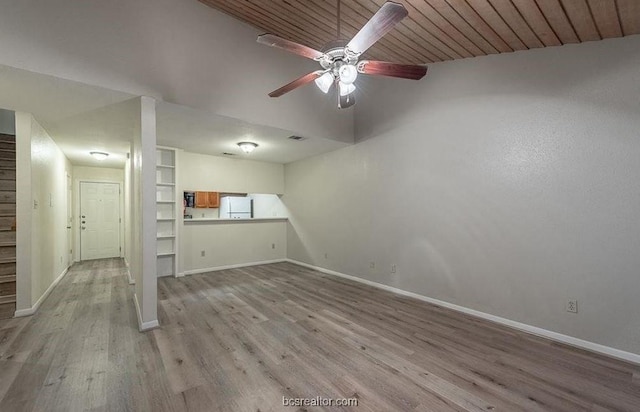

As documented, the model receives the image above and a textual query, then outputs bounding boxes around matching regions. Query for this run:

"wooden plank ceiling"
[199,0,640,64]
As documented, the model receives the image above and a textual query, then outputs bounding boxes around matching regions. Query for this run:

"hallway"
[0,259,151,411]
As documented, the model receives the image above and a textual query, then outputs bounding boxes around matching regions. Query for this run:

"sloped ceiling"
[199,0,640,64]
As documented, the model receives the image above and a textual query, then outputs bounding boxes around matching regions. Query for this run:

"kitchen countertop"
[183,217,288,224]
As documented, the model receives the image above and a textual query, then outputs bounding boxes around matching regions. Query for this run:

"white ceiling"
[0,0,354,145]
[0,64,135,168]
[156,102,349,164]
[0,64,350,167]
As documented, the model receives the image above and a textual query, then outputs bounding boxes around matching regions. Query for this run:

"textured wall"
[284,35,640,355]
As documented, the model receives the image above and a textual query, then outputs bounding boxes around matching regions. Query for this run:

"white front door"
[80,182,120,260]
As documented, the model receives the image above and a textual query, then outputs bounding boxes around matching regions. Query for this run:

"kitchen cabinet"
[195,191,208,208]
[194,191,219,208]
[207,191,220,208]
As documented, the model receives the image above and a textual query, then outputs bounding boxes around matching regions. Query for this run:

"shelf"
[157,147,177,278]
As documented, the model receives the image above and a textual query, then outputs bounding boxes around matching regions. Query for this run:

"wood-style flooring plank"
[1,259,640,411]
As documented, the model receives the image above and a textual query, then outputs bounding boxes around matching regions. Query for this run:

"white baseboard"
[181,259,286,276]
[133,292,159,332]
[126,269,135,285]
[124,258,135,284]
[286,259,640,365]
[14,266,70,317]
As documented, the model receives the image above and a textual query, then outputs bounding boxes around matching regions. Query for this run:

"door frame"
[74,179,124,262]
[66,172,72,267]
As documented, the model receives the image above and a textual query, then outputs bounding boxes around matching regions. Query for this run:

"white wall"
[0,0,353,143]
[72,166,125,262]
[180,151,284,195]
[284,35,640,356]
[15,113,72,311]
[0,109,15,135]
[248,194,287,219]
[15,113,32,311]
[178,151,286,274]
[72,166,123,182]
[181,221,286,275]
[124,155,132,282]
[130,97,157,330]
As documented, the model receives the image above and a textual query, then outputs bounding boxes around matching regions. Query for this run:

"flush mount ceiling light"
[257,1,427,109]
[237,142,258,154]
[90,151,109,161]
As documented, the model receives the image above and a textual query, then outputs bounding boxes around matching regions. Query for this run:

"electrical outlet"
[201,213,205,218]
[271,243,276,249]
[567,299,578,313]
[324,253,328,259]
[369,262,375,269]
[200,250,205,257]
[391,264,397,274]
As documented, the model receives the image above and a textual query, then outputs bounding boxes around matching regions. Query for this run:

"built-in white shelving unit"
[156,147,179,277]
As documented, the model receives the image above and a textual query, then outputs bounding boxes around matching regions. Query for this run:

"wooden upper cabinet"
[194,191,219,208]
[207,192,220,208]
[195,191,208,208]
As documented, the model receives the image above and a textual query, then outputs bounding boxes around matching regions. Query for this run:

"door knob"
[82,226,86,230]
[82,221,85,224]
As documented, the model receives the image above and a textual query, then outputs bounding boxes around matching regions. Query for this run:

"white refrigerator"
[219,196,253,219]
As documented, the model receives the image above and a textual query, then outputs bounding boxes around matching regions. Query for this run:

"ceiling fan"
[257,1,428,109]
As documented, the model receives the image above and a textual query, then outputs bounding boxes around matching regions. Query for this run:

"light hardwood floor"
[1,259,639,411]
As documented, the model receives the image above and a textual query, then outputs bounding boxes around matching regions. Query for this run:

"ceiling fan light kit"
[338,64,358,85]
[257,1,428,109]
[314,72,334,94]
[339,82,356,97]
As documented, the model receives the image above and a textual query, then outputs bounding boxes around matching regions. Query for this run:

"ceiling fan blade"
[269,70,326,98]
[337,88,356,109]
[357,60,428,80]
[257,34,325,60]
[346,2,408,56]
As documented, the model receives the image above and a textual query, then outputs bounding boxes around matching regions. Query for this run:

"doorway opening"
[79,181,121,261]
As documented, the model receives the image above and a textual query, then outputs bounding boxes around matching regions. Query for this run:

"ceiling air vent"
[288,135,306,141]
